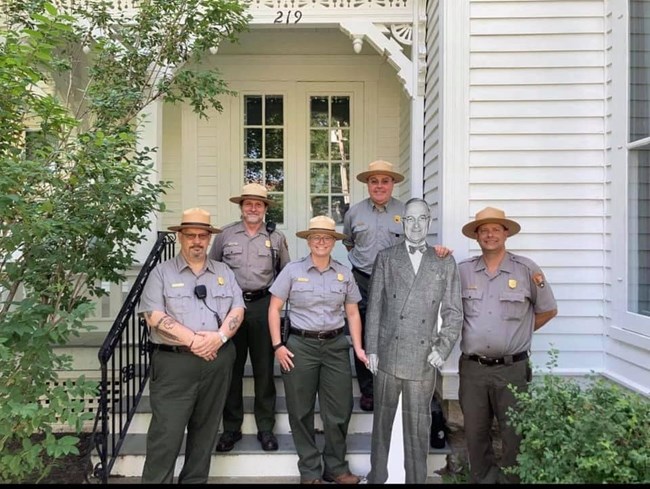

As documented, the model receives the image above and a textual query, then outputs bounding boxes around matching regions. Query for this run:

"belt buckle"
[477,355,491,366]
[317,331,328,340]
[243,292,252,302]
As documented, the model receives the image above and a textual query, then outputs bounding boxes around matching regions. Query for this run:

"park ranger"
[210,183,290,453]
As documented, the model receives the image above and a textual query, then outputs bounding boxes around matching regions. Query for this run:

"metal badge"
[171,283,184,288]
[508,279,517,289]
[218,276,225,285]
[265,240,271,248]
[337,273,344,282]
[297,277,309,282]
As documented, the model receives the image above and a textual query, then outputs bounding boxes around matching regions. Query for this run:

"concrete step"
[119,395,373,434]
[92,433,451,479]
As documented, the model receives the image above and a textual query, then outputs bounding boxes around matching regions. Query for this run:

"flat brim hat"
[462,206,521,238]
[229,182,274,206]
[296,215,347,240]
[356,160,405,184]
[168,207,221,233]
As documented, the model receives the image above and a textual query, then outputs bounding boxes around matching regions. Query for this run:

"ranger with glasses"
[138,208,245,483]
[268,215,367,485]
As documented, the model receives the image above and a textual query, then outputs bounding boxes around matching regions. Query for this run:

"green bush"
[506,350,650,483]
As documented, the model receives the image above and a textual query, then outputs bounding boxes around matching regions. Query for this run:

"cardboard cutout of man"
[365,198,463,484]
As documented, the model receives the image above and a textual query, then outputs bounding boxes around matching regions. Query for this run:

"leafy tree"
[0,0,249,481]
[506,349,650,483]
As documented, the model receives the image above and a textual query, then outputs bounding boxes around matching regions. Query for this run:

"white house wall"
[435,0,609,400]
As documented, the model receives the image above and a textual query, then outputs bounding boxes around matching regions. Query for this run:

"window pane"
[266,194,284,224]
[311,195,329,217]
[330,129,349,161]
[245,96,262,125]
[310,129,328,159]
[331,196,348,224]
[266,161,284,192]
[310,163,329,193]
[628,148,650,317]
[266,95,283,125]
[244,161,263,183]
[265,129,283,159]
[331,97,350,127]
[331,162,347,193]
[310,97,329,127]
[245,128,262,158]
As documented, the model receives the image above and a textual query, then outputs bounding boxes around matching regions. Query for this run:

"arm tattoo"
[227,314,241,333]
[156,315,176,330]
[157,328,181,342]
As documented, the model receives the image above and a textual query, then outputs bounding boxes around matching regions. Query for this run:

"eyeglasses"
[401,215,430,225]
[181,232,211,240]
[308,235,335,243]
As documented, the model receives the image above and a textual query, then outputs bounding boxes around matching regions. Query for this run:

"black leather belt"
[289,326,344,340]
[352,267,371,280]
[243,288,270,302]
[466,351,528,366]
[150,343,192,353]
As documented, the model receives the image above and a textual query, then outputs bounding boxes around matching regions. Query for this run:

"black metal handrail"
[91,231,176,484]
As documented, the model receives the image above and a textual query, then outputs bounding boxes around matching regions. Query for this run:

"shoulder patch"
[532,272,546,288]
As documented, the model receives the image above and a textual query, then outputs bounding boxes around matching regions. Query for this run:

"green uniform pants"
[458,355,528,484]
[142,343,235,484]
[221,295,276,433]
[282,333,353,481]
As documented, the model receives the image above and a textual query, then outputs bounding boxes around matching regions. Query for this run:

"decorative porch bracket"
[339,20,423,99]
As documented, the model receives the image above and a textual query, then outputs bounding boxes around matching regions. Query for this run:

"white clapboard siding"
[463,0,607,377]
[423,0,442,235]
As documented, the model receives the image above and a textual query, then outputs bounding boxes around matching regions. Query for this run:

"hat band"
[240,194,268,199]
[307,227,335,232]
[179,221,212,227]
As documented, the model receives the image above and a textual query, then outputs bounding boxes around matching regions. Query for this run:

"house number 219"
[274,10,303,24]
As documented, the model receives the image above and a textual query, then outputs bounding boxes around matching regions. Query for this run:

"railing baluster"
[91,231,176,483]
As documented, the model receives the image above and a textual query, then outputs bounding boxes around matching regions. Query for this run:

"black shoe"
[215,430,242,452]
[359,393,373,412]
[257,431,278,451]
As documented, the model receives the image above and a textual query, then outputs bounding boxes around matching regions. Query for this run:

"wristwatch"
[218,331,229,344]
[272,342,284,351]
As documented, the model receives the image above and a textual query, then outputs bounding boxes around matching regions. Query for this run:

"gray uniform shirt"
[343,197,405,274]
[138,254,245,344]
[209,220,290,292]
[458,252,557,357]
[269,255,362,332]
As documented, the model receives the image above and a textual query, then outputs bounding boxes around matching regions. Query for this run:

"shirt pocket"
[461,289,483,317]
[209,286,234,320]
[290,281,314,307]
[165,288,192,316]
[499,291,527,320]
[326,282,347,306]
[222,243,244,268]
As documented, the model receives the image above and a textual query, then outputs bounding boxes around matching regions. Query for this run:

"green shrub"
[506,350,650,483]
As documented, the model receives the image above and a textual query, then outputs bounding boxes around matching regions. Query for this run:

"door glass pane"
[243,95,285,224]
[308,95,351,221]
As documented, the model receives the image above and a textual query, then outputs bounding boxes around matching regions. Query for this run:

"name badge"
[171,283,184,288]
[508,279,517,289]
[265,240,271,248]
[218,276,225,285]
[297,277,309,282]
[337,273,344,282]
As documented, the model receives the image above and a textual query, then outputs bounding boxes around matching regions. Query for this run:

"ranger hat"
[296,215,347,241]
[229,182,274,206]
[168,207,222,234]
[462,206,521,238]
[356,160,405,184]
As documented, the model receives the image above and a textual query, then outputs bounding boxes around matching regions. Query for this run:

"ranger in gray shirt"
[138,208,245,484]
[458,207,557,484]
[210,183,290,453]
[342,160,406,411]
